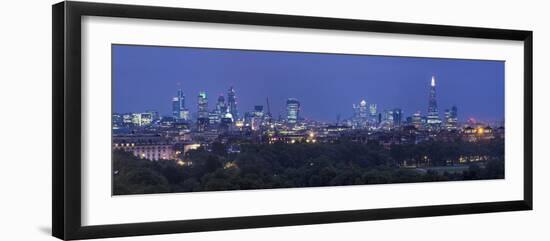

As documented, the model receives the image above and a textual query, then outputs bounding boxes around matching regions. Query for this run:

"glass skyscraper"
[227,86,238,120]
[286,98,300,124]
[426,76,442,130]
[172,89,188,120]
[197,91,209,130]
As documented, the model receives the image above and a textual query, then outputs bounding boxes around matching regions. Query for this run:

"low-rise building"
[113,134,175,161]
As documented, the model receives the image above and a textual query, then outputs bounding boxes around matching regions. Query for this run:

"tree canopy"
[113,139,504,195]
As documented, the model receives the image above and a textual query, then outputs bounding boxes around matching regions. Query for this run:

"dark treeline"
[113,139,504,195]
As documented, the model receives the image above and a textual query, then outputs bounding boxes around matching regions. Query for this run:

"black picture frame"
[52,1,533,240]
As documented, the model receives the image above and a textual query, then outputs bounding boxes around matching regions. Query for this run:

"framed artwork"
[52,1,533,240]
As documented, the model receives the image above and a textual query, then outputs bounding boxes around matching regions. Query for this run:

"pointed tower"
[426,76,442,130]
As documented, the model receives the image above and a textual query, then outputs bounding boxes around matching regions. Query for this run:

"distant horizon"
[113,45,505,123]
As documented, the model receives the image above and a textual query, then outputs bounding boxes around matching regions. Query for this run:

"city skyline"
[112,44,506,195]
[113,45,505,122]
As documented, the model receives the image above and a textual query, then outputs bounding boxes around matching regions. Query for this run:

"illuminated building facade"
[369,103,378,124]
[197,91,209,131]
[131,112,153,126]
[392,108,403,127]
[251,105,264,130]
[444,105,458,130]
[208,112,220,125]
[112,114,123,129]
[220,112,234,125]
[286,98,300,124]
[352,99,369,128]
[411,111,423,129]
[113,135,175,161]
[264,97,273,124]
[172,89,189,121]
[112,77,502,163]
[381,109,402,129]
[358,100,368,119]
[215,95,227,120]
[227,86,239,120]
[462,125,494,142]
[426,76,442,131]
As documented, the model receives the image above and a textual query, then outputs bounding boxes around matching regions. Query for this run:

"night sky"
[112,44,505,123]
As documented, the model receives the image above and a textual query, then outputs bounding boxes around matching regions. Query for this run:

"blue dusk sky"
[112,44,505,123]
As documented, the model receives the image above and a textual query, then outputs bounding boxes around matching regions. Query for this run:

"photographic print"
[53,3,532,239]
[111,44,505,195]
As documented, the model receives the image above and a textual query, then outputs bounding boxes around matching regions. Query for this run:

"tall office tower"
[392,108,403,127]
[383,109,395,127]
[352,99,369,128]
[215,94,227,121]
[369,103,379,125]
[172,89,188,120]
[359,100,368,119]
[197,91,209,130]
[369,103,377,116]
[217,95,226,111]
[426,76,442,130]
[264,97,272,123]
[369,104,377,114]
[227,86,238,120]
[286,98,300,124]
[444,105,458,130]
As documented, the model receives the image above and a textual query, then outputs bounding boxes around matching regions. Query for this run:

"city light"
[477,127,484,134]
[112,77,503,164]
[110,45,506,196]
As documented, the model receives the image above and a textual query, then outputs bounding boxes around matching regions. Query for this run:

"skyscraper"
[359,100,368,119]
[214,94,227,122]
[426,76,442,130]
[227,86,238,120]
[392,108,403,127]
[352,99,369,128]
[369,103,378,125]
[264,97,272,124]
[197,91,209,130]
[217,95,226,112]
[172,89,189,121]
[383,109,394,127]
[286,98,300,124]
